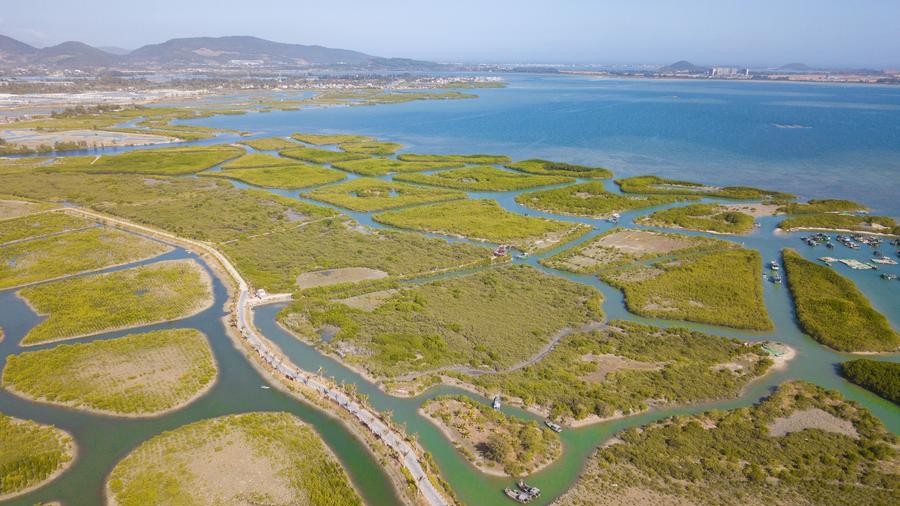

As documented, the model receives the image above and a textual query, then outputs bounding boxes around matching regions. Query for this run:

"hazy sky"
[3,0,899,67]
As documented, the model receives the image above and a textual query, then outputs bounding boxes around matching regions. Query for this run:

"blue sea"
[194,74,900,216]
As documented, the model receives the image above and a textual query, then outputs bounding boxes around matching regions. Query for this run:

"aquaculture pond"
[2,74,898,506]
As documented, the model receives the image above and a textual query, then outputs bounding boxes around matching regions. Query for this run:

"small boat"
[770,274,782,284]
[826,242,834,249]
[493,245,508,257]
[872,257,897,265]
[504,488,532,503]
[260,385,270,390]
[517,481,541,497]
[515,252,528,259]
[881,273,898,281]
[769,261,779,271]
[492,395,502,410]
[545,420,563,433]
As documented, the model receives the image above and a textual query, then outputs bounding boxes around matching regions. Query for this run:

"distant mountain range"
[0,34,437,70]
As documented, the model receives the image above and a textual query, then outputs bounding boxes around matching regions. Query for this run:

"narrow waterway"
[0,241,402,506]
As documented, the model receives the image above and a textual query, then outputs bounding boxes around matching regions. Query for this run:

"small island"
[0,413,75,500]
[421,395,561,476]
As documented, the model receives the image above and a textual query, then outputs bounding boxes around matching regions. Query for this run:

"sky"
[3,0,900,67]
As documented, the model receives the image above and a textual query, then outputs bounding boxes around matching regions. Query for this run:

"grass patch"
[396,166,572,191]
[238,137,298,151]
[305,178,465,211]
[221,218,491,292]
[374,199,589,252]
[778,199,867,215]
[19,260,212,345]
[542,228,730,274]
[3,328,216,415]
[339,141,402,156]
[470,321,772,421]
[639,203,755,234]
[840,360,899,404]
[279,146,367,165]
[107,412,362,506]
[204,164,346,189]
[291,132,374,145]
[554,381,899,506]
[600,249,773,330]
[331,158,462,176]
[0,413,73,499]
[42,145,244,175]
[782,249,898,351]
[0,212,92,245]
[516,182,690,218]
[397,153,512,164]
[0,227,171,290]
[617,175,794,200]
[279,265,601,377]
[422,395,561,476]
[220,153,298,169]
[507,159,612,178]
[780,214,899,235]
[0,172,337,243]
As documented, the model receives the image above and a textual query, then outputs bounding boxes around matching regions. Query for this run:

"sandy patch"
[0,128,177,148]
[185,432,298,505]
[768,408,858,439]
[335,289,398,311]
[565,487,700,506]
[581,353,663,383]
[296,267,388,289]
[723,203,781,218]
[0,200,53,220]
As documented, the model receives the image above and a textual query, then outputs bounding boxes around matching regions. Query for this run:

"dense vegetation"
[0,413,73,499]
[470,321,772,421]
[555,382,899,506]
[777,199,867,215]
[20,260,212,344]
[841,360,899,404]
[204,164,346,189]
[220,153,299,169]
[640,203,755,234]
[515,182,689,217]
[542,228,730,274]
[782,249,898,351]
[338,140,402,155]
[422,395,561,476]
[238,137,299,151]
[780,213,899,235]
[397,153,512,164]
[291,132,374,145]
[279,146,367,164]
[4,329,217,415]
[374,199,588,252]
[0,172,338,243]
[601,249,773,330]
[396,166,572,191]
[222,218,490,291]
[279,265,601,377]
[306,178,465,211]
[0,212,91,245]
[107,412,362,506]
[0,227,170,290]
[42,145,244,175]
[331,157,463,176]
[506,159,612,178]
[617,175,794,200]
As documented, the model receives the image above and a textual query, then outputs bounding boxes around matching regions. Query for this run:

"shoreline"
[775,226,899,238]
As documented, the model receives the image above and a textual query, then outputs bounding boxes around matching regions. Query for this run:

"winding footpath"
[57,206,451,506]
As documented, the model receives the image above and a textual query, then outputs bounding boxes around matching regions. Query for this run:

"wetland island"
[1,19,898,506]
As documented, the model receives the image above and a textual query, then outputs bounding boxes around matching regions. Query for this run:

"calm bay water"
[1,75,898,506]
[195,74,900,216]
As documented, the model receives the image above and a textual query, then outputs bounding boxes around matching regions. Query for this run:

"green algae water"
[2,75,898,505]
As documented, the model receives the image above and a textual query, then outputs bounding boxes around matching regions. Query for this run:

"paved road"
[62,207,451,506]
